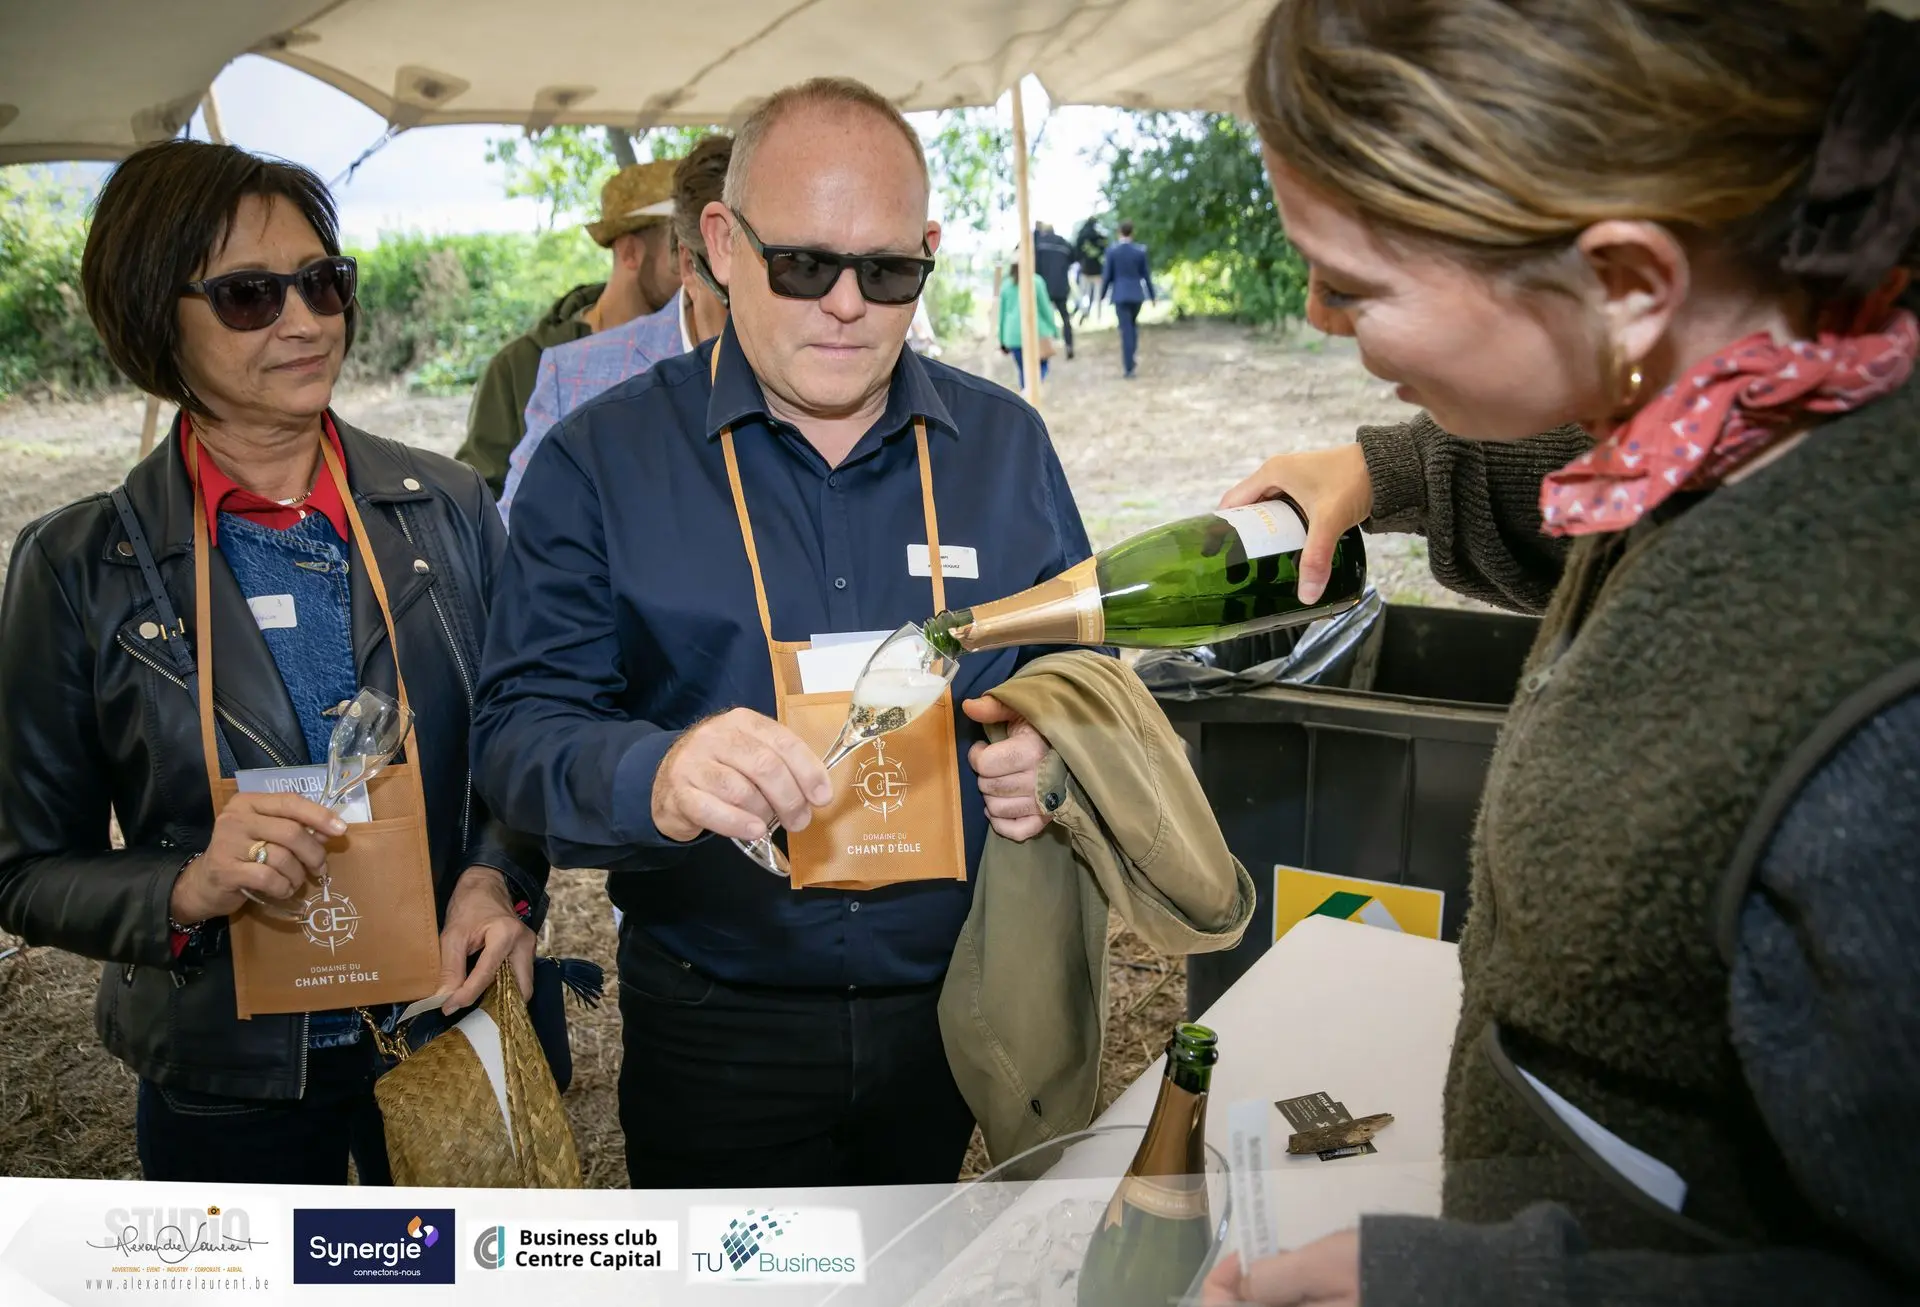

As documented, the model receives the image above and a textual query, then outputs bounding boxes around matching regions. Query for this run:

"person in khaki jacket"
[455,160,682,495]
[942,650,1255,1163]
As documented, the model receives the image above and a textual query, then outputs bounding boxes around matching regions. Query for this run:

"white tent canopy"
[0,0,1274,165]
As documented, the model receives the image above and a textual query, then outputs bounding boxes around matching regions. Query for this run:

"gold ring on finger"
[247,839,272,865]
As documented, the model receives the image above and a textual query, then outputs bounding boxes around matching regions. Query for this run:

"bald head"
[722,77,929,215]
[700,76,941,433]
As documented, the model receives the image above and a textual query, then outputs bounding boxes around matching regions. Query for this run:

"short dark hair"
[81,140,356,419]
[672,134,734,255]
[1119,221,1135,238]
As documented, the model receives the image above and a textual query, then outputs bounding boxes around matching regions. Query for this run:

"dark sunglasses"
[731,209,933,306]
[690,250,730,308]
[180,255,358,332]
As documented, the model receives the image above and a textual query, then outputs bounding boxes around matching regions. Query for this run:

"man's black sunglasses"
[180,255,358,332]
[731,209,933,305]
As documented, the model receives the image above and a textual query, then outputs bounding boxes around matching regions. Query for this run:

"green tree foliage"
[0,168,117,397]
[926,108,1014,234]
[348,229,606,392]
[1101,114,1308,326]
[484,124,719,228]
[0,165,610,400]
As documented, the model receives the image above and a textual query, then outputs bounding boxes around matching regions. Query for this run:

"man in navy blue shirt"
[1101,221,1158,379]
[471,77,1093,1191]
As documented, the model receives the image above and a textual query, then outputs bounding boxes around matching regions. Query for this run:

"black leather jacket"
[0,416,548,1100]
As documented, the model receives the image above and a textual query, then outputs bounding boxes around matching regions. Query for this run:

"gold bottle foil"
[1099,1075,1210,1226]
[953,557,1105,651]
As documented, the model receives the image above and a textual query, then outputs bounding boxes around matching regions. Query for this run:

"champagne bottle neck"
[933,557,1104,653]
[1128,1066,1209,1181]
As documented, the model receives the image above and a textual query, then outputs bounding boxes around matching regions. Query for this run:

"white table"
[1096,914,1464,1250]
[822,916,1463,1305]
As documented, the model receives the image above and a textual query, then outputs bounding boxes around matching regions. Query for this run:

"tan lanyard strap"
[186,436,224,804]
[719,430,778,645]
[318,437,414,725]
[712,346,946,639]
[916,422,946,614]
[185,430,412,796]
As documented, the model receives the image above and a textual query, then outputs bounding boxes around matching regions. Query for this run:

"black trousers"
[135,1042,392,1185]
[1049,295,1075,355]
[617,923,977,1190]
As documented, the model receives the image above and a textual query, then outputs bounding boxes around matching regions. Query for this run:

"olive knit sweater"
[1348,394,1920,1306]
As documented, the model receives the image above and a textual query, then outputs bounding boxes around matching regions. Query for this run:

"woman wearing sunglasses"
[1200,1,1920,1304]
[0,141,547,1184]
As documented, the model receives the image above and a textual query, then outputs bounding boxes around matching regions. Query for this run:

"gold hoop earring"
[1609,339,1647,414]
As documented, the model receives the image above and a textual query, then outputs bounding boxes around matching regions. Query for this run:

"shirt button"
[412,558,430,574]
[402,478,422,491]
[834,577,848,590]
[848,901,860,913]
[827,474,839,489]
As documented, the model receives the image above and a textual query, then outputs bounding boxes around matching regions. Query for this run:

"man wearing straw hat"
[497,135,735,526]
[456,159,681,496]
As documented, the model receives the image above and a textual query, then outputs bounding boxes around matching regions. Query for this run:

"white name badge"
[907,544,980,579]
[247,593,298,630]
[233,764,374,824]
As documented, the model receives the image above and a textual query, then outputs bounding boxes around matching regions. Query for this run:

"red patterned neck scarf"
[1540,275,1918,537]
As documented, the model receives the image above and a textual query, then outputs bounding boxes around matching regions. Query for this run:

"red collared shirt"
[180,413,351,546]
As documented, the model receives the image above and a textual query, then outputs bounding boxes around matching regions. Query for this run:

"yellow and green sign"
[1272,865,1444,942]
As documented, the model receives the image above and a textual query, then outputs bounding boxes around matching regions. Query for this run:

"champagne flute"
[242,688,415,920]
[734,623,960,877]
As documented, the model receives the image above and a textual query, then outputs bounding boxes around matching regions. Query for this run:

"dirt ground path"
[0,315,1444,1184]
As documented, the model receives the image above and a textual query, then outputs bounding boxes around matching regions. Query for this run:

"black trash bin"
[1156,604,1540,1019]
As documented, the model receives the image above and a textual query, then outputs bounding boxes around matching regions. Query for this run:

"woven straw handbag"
[373,964,583,1188]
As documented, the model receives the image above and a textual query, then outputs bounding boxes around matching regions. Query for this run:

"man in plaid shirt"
[499,135,734,526]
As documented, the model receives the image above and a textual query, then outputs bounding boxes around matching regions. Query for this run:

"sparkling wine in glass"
[734,623,959,877]
[243,687,415,920]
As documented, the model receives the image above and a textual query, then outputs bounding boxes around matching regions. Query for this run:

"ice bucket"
[820,1123,1232,1307]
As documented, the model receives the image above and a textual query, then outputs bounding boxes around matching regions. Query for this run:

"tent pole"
[1009,79,1041,408]
[141,88,229,460]
[201,85,228,146]
[136,397,164,461]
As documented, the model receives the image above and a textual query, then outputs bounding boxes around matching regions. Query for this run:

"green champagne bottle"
[1076,1023,1219,1307]
[924,500,1364,656]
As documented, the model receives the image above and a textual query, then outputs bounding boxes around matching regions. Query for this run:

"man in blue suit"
[1100,221,1156,379]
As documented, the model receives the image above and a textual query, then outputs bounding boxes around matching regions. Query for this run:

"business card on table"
[1277,1091,1378,1161]
[1227,1099,1281,1267]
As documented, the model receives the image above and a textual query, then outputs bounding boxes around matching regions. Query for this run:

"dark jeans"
[135,1042,392,1185]
[1049,295,1074,355]
[1010,348,1052,390]
[1116,302,1142,375]
[617,922,976,1190]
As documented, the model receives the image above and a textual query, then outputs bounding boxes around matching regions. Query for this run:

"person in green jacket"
[1205,3,1920,1306]
[997,261,1060,389]
[456,160,682,495]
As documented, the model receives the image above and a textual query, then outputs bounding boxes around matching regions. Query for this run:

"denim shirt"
[217,512,368,1050]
